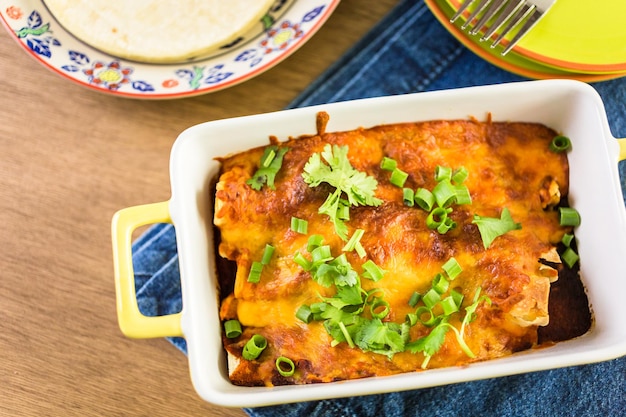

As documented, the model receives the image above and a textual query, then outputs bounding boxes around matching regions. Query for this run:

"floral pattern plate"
[0,0,339,99]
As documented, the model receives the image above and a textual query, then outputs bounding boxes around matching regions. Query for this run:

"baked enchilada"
[214,113,590,386]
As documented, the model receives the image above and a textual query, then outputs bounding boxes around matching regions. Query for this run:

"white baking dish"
[112,79,626,407]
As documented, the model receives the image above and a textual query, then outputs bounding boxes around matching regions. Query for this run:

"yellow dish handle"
[619,138,626,162]
[111,201,183,339]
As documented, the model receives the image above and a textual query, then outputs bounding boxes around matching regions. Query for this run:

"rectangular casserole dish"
[112,79,626,407]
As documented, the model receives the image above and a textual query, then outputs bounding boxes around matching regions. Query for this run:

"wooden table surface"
[0,1,397,415]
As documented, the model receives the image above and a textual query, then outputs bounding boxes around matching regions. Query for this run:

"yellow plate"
[447,0,626,74]
[427,0,626,81]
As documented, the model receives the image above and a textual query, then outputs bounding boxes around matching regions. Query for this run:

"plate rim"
[0,0,340,99]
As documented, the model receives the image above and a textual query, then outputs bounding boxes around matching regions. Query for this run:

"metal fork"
[450,0,556,55]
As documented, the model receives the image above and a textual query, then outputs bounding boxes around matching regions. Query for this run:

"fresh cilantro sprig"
[472,207,522,249]
[302,144,382,240]
[460,287,492,339]
[406,319,451,368]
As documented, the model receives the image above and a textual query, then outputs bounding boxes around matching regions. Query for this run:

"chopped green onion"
[440,295,460,316]
[342,229,365,252]
[365,288,384,303]
[333,251,350,268]
[307,234,324,252]
[432,273,449,294]
[422,288,441,310]
[414,188,435,211]
[293,251,312,270]
[262,148,276,167]
[311,245,333,264]
[408,291,421,308]
[559,207,581,227]
[550,135,572,153]
[403,188,415,207]
[390,168,409,187]
[454,185,472,205]
[261,244,275,265]
[275,356,296,377]
[355,242,367,258]
[450,289,464,307]
[441,257,462,280]
[370,299,390,319]
[361,259,386,282]
[406,313,418,326]
[437,217,456,234]
[296,305,312,323]
[435,166,452,182]
[561,233,574,247]
[290,217,308,234]
[337,200,351,221]
[426,207,449,230]
[224,320,242,338]
[380,156,397,171]
[247,261,264,283]
[432,180,456,208]
[242,334,267,360]
[416,306,437,326]
[452,167,469,184]
[562,247,580,268]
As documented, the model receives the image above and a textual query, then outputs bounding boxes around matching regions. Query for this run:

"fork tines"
[451,0,554,55]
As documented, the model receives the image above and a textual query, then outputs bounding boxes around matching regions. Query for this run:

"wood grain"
[0,1,398,415]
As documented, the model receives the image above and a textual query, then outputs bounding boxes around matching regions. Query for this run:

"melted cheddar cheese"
[215,114,572,387]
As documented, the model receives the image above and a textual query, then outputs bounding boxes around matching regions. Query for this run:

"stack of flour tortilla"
[44,0,276,63]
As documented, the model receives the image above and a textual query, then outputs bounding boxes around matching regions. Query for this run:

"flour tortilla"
[44,0,275,63]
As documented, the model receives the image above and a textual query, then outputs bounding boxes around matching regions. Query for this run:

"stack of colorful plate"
[426,0,626,81]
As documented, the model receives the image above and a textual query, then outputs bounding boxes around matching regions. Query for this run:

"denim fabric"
[132,0,626,415]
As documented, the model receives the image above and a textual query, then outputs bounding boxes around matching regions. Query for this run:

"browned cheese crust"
[214,115,571,386]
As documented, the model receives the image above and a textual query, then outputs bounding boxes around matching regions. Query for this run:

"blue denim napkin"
[132,1,626,415]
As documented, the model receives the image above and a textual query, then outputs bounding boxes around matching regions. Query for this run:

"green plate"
[428,0,626,80]
[447,0,626,74]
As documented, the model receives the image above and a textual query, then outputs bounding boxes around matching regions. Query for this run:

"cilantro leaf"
[460,287,491,338]
[310,254,359,288]
[324,317,362,347]
[302,144,382,240]
[406,320,451,368]
[472,207,522,249]
[355,318,406,358]
[320,285,364,310]
[331,254,359,287]
[320,304,358,324]
[246,146,289,190]
[406,321,450,356]
[312,264,337,288]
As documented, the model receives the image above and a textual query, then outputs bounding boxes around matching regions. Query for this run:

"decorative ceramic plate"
[426,0,626,82]
[0,0,339,99]
[445,0,626,74]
